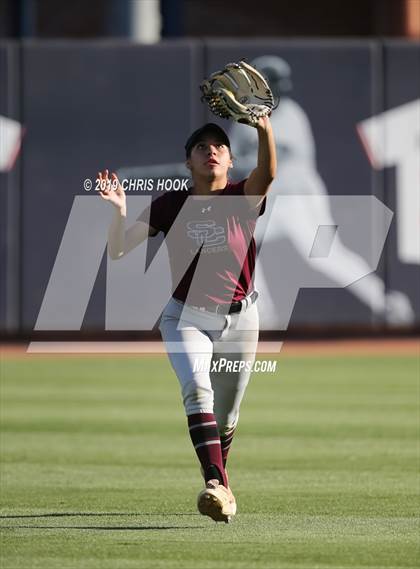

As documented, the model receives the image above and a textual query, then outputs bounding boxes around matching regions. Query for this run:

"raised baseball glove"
[200,60,275,127]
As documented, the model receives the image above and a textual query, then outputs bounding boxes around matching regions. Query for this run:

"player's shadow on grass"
[1,525,204,530]
[0,512,206,530]
[0,512,198,518]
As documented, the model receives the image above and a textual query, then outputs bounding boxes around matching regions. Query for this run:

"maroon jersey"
[137,180,266,307]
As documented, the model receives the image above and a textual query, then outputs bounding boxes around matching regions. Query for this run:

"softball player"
[99,116,276,522]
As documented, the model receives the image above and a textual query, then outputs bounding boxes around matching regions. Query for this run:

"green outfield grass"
[0,352,418,569]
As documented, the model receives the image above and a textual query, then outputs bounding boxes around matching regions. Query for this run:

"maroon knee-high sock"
[220,426,236,467]
[187,413,228,487]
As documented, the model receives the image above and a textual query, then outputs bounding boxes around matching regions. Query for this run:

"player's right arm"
[98,169,158,260]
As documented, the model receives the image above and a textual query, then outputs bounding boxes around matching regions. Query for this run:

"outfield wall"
[0,39,419,335]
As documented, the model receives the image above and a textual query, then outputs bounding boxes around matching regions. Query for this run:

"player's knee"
[182,380,214,414]
[216,414,239,436]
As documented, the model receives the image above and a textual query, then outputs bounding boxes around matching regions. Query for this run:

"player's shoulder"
[136,188,188,227]
[222,179,247,196]
[158,187,192,217]
[223,178,265,214]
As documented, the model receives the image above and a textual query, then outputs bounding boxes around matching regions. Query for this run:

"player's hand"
[97,169,126,212]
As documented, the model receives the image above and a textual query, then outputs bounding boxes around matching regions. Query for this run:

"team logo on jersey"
[186,220,226,248]
[201,206,212,213]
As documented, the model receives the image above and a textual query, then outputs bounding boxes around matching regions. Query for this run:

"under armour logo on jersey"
[201,206,212,213]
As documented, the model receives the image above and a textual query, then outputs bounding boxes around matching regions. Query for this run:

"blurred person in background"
[228,55,415,328]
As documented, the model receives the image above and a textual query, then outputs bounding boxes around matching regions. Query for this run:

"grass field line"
[1,337,419,356]
[0,352,418,568]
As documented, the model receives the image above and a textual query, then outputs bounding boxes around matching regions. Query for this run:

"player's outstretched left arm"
[243,116,277,203]
[98,169,156,260]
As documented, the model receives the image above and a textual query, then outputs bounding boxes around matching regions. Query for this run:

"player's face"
[187,136,233,179]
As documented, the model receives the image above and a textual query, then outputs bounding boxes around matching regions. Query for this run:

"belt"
[189,290,259,315]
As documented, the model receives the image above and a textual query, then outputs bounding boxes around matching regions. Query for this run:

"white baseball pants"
[158,295,260,434]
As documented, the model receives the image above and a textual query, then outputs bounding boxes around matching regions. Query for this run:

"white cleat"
[197,479,237,523]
